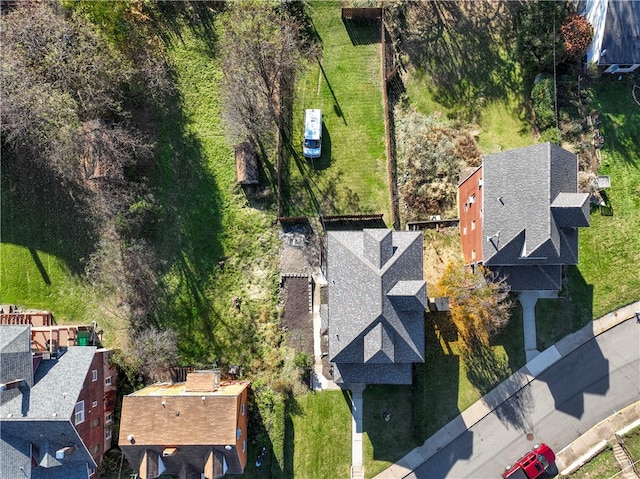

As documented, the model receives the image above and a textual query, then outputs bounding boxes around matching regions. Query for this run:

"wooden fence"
[406,219,460,231]
[341,7,382,21]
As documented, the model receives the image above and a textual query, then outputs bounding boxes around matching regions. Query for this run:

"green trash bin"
[77,331,90,346]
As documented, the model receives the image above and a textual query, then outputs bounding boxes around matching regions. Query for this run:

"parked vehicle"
[303,109,322,159]
[502,443,556,479]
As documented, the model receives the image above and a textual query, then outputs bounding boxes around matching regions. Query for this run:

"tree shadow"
[149,1,222,53]
[0,152,100,277]
[392,1,525,120]
[592,79,640,169]
[245,388,284,478]
[316,57,347,126]
[466,337,535,434]
[288,144,364,218]
[149,87,226,360]
[536,265,594,351]
[494,299,526,373]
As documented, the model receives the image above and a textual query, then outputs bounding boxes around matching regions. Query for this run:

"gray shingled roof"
[0,326,34,403]
[599,0,640,66]
[0,326,97,479]
[327,229,427,384]
[481,143,589,290]
[1,420,95,479]
[0,346,96,420]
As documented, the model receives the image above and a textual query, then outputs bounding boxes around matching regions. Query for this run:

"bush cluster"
[531,77,557,132]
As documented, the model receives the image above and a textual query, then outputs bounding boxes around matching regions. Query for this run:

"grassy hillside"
[1,148,104,326]
[150,27,282,366]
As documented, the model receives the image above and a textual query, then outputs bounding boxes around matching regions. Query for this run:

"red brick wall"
[73,349,116,475]
[236,385,249,471]
[459,167,484,264]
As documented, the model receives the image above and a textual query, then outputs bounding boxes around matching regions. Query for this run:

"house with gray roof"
[458,142,590,292]
[0,324,115,478]
[584,0,640,73]
[327,229,427,385]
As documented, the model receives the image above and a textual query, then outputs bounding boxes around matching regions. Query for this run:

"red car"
[502,443,556,479]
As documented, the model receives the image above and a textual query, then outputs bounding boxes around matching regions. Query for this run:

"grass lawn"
[1,149,103,325]
[284,390,352,479]
[559,425,640,478]
[405,70,533,154]
[535,266,594,351]
[154,25,282,365]
[623,425,640,463]
[291,1,389,219]
[413,308,524,441]
[560,445,619,479]
[0,245,102,324]
[575,79,640,318]
[364,385,417,476]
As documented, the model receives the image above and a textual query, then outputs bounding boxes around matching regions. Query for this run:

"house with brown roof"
[119,370,249,479]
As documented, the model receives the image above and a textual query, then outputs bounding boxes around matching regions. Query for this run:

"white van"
[303,109,322,159]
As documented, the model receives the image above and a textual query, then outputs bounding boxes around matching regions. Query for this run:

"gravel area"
[279,220,320,358]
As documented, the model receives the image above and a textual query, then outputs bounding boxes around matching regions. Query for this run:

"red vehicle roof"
[502,444,555,479]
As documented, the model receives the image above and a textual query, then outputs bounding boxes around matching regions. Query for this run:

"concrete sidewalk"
[556,401,640,476]
[374,300,640,479]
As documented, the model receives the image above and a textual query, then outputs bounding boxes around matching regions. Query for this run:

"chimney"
[184,369,221,392]
[55,445,77,459]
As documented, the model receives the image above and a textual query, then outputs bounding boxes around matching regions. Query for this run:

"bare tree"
[0,2,152,182]
[218,0,316,214]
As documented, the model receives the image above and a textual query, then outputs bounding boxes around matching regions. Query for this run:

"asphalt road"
[407,319,640,479]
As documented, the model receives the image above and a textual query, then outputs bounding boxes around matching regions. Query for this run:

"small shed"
[235,142,259,186]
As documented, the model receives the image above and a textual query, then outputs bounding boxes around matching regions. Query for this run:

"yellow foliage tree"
[434,261,513,350]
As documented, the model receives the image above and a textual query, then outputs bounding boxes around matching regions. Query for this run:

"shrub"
[395,107,480,222]
[561,14,594,63]
[531,77,557,131]
[540,127,562,144]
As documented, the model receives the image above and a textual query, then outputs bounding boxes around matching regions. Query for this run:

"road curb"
[557,401,640,476]
[559,441,609,476]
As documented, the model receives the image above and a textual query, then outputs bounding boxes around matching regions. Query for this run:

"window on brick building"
[75,401,85,425]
